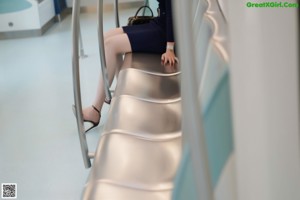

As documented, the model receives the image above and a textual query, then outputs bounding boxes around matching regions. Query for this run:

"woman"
[82,0,177,132]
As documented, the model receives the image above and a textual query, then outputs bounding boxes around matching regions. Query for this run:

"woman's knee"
[104,34,131,54]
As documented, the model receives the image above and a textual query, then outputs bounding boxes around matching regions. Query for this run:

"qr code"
[1,183,17,199]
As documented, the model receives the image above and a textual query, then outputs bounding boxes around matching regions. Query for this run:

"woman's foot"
[82,105,101,132]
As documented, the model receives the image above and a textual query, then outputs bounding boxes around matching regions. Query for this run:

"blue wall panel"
[0,0,32,14]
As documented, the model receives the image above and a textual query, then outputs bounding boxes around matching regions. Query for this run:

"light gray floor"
[0,7,138,200]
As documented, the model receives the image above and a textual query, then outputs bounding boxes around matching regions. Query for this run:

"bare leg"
[121,52,133,69]
[103,28,125,79]
[104,27,124,39]
[83,28,132,123]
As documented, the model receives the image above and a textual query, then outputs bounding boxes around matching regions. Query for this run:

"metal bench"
[71,0,208,199]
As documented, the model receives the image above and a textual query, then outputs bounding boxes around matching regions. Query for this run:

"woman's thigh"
[104,28,124,40]
[105,33,132,54]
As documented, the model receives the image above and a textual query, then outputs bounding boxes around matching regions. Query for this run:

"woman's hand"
[161,50,179,66]
[164,61,178,73]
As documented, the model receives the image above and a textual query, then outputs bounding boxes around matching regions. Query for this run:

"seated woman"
[83,0,177,132]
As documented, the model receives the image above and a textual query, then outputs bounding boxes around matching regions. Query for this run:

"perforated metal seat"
[82,53,182,200]
[82,182,172,200]
[114,68,180,103]
[82,133,182,200]
[103,95,181,139]
[119,53,180,76]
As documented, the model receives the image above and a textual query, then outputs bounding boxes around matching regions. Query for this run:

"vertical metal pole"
[143,0,149,16]
[114,0,120,27]
[79,23,88,58]
[229,1,300,199]
[97,0,112,103]
[173,0,214,199]
[71,0,91,168]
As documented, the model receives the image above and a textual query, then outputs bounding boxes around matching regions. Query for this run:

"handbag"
[127,6,154,26]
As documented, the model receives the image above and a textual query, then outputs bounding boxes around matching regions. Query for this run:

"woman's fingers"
[170,57,175,65]
[166,57,173,65]
[161,53,179,66]
[169,57,179,65]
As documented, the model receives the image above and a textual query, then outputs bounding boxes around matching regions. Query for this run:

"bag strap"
[134,6,154,17]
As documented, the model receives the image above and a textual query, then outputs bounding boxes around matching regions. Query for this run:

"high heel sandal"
[72,105,101,133]
[84,105,101,132]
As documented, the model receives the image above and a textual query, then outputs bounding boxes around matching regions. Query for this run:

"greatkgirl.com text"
[246,1,299,8]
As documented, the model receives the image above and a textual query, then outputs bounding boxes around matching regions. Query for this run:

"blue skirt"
[123,21,167,54]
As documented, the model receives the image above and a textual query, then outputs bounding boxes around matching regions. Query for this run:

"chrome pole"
[79,23,88,58]
[71,0,91,168]
[114,0,120,27]
[173,0,214,199]
[97,0,112,103]
[143,0,149,16]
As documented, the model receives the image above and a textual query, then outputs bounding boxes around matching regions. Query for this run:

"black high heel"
[72,105,101,133]
[84,105,101,132]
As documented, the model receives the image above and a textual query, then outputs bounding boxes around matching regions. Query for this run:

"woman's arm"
[165,0,174,43]
[161,42,177,65]
[161,0,178,66]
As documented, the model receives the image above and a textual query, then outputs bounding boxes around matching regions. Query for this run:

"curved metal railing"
[97,0,112,104]
[71,0,91,168]
[173,0,214,199]
[72,0,121,168]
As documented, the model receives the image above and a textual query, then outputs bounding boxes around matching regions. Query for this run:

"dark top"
[122,0,175,53]
[154,0,175,42]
